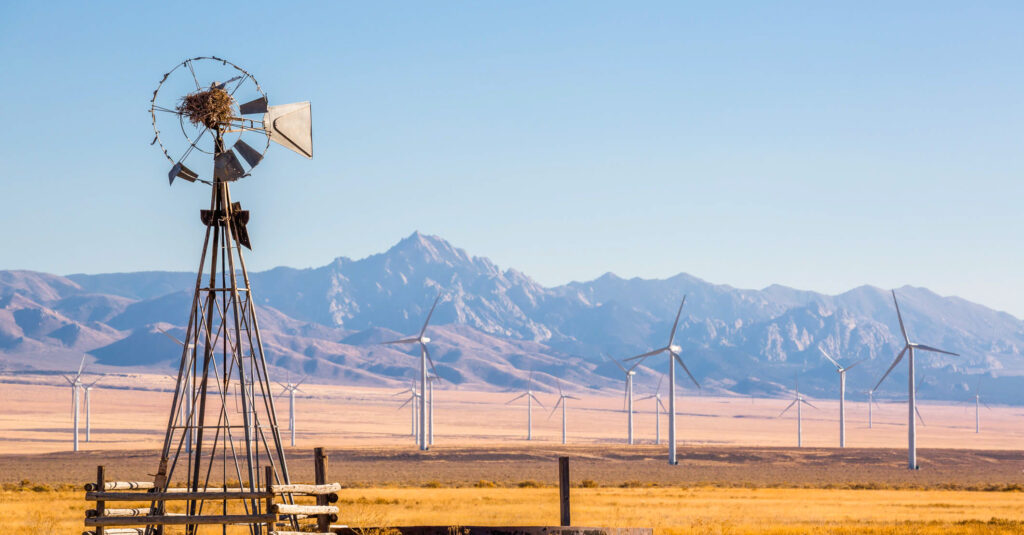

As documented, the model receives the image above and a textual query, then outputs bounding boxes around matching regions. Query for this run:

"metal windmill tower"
[147,56,313,533]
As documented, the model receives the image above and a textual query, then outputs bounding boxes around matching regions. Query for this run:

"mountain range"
[2,232,1022,404]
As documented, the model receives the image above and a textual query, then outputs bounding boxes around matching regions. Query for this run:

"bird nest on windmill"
[177,85,235,128]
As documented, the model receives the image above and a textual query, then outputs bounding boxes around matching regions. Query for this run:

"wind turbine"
[874,290,959,469]
[608,355,640,444]
[381,295,441,451]
[158,327,195,453]
[276,374,307,447]
[778,377,817,448]
[639,375,668,445]
[507,372,544,440]
[625,296,699,465]
[970,378,991,434]
[62,355,88,452]
[549,380,580,445]
[866,389,880,429]
[82,376,104,443]
[395,382,421,439]
[819,347,862,448]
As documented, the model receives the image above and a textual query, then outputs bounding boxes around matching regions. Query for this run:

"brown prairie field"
[1,376,1023,534]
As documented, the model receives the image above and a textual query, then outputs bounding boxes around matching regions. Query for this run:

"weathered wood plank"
[84,481,155,491]
[84,514,275,527]
[273,504,339,515]
[272,483,341,495]
[86,508,155,518]
[86,490,270,502]
[82,529,146,535]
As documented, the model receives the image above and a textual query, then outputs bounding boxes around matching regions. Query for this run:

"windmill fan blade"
[230,203,252,250]
[264,101,313,158]
[214,75,242,89]
[233,139,263,168]
[168,162,198,185]
[874,346,908,391]
[239,96,268,115]
[214,150,246,182]
[912,343,959,357]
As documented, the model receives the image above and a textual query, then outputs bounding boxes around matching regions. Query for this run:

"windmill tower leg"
[668,361,677,465]
[908,348,917,469]
[839,372,846,448]
[150,174,295,535]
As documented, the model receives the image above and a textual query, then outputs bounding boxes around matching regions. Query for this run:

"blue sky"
[1,2,1021,316]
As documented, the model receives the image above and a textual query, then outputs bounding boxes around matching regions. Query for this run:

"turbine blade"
[294,375,309,388]
[911,343,959,357]
[567,396,581,400]
[667,296,686,347]
[507,393,527,404]
[87,376,103,387]
[983,401,993,411]
[844,359,866,371]
[802,399,819,410]
[658,398,668,412]
[76,354,88,378]
[420,295,441,338]
[778,399,797,417]
[63,375,74,385]
[157,327,185,346]
[626,348,666,361]
[557,378,564,397]
[656,374,664,393]
[892,290,910,345]
[398,398,412,410]
[674,352,700,389]
[530,393,545,408]
[606,354,627,373]
[423,344,439,378]
[873,346,908,391]
[915,405,925,426]
[818,347,841,370]
[381,337,419,345]
[550,398,562,418]
[393,389,412,396]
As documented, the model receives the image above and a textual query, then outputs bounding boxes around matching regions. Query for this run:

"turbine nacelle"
[669,345,682,354]
[420,336,431,344]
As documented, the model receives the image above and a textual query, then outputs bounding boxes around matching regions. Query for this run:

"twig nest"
[178,85,235,128]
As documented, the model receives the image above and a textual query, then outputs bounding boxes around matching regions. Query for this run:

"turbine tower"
[626,296,699,465]
[639,375,668,445]
[381,295,441,451]
[62,355,88,452]
[874,290,959,470]
[778,378,817,448]
[970,378,990,434]
[82,376,104,443]
[507,373,544,440]
[608,355,640,444]
[276,374,307,447]
[395,383,421,438]
[426,373,441,446]
[867,389,876,429]
[159,328,194,453]
[819,347,862,448]
[549,380,580,445]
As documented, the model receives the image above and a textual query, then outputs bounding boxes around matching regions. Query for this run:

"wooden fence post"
[558,456,570,527]
[314,447,329,532]
[95,466,106,535]
[264,466,274,535]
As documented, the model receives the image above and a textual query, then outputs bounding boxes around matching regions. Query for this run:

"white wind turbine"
[395,382,421,439]
[625,296,699,465]
[608,355,640,444]
[969,378,991,434]
[818,347,863,448]
[874,290,959,470]
[381,295,441,451]
[82,376,104,443]
[639,375,669,445]
[276,374,307,447]
[507,372,545,440]
[62,355,88,452]
[549,380,580,445]
[778,377,817,448]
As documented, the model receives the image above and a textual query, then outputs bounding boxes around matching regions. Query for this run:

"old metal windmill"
[148,56,312,534]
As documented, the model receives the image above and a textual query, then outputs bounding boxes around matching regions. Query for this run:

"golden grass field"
[1,375,1022,534]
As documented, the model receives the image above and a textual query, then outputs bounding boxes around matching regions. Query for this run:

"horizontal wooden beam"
[86,490,270,502]
[86,508,155,518]
[270,532,335,535]
[82,529,146,535]
[84,481,155,492]
[85,514,275,527]
[272,504,339,515]
[271,483,341,495]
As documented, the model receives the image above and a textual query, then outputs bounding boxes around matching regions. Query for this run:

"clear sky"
[1,2,1021,317]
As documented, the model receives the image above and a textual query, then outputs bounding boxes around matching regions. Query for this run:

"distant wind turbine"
[549,380,580,445]
[819,347,863,448]
[82,376,104,443]
[381,295,441,451]
[395,382,421,439]
[62,355,88,452]
[276,374,307,447]
[507,372,544,440]
[159,327,194,453]
[608,355,640,445]
[778,377,817,448]
[639,375,668,445]
[970,378,991,434]
[866,389,880,429]
[874,290,959,470]
[626,296,699,465]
